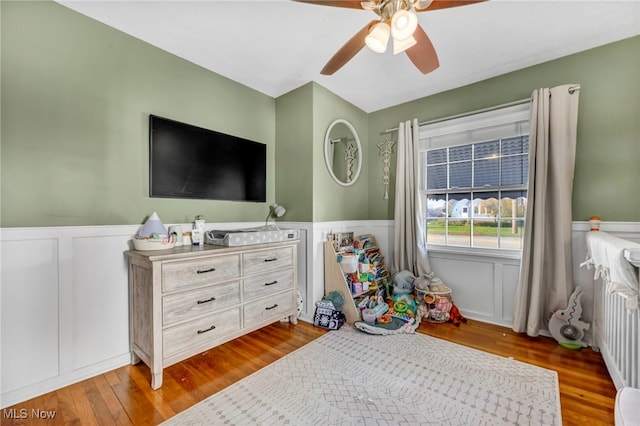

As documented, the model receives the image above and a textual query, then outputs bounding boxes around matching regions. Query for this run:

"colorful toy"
[377,314,392,324]
[549,287,590,349]
[448,303,467,327]
[412,273,434,293]
[392,293,418,313]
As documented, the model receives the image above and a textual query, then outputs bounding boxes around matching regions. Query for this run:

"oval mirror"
[324,119,362,186]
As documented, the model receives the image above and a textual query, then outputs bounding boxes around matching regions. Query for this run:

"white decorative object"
[343,143,357,183]
[132,238,176,251]
[377,136,396,199]
[548,287,590,349]
[138,212,167,237]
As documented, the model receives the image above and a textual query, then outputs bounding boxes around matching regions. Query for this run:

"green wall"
[275,82,369,222]
[1,1,276,227]
[275,83,314,222]
[2,1,638,227]
[311,84,369,222]
[367,36,640,222]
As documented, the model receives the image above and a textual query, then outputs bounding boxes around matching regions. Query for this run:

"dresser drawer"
[163,308,241,359]
[243,270,294,302]
[162,254,240,291]
[243,247,293,276]
[243,291,296,327]
[163,281,241,326]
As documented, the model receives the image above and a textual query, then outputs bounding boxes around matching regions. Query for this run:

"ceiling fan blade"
[417,0,487,12]
[405,25,439,74]
[292,0,366,9]
[320,20,377,75]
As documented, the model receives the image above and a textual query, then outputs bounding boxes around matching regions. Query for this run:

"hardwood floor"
[2,319,616,425]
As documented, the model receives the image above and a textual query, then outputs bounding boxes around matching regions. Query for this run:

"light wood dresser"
[125,240,299,389]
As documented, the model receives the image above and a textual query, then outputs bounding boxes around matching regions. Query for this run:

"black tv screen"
[149,115,266,202]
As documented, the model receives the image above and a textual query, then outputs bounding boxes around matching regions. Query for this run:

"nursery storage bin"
[338,254,358,274]
[313,301,346,330]
[416,288,453,323]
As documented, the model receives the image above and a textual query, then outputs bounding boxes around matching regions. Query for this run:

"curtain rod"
[381,85,581,135]
[380,97,531,135]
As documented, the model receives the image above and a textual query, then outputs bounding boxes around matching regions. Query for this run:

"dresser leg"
[289,314,298,325]
[131,351,141,365]
[151,372,163,390]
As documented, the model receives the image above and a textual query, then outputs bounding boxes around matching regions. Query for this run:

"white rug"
[162,327,561,425]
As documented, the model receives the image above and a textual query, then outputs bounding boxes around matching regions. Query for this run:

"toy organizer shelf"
[323,234,390,323]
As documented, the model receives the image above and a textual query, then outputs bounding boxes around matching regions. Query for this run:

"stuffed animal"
[412,272,434,293]
[416,303,429,322]
[448,303,466,327]
[548,287,590,349]
[429,277,451,293]
[391,270,415,295]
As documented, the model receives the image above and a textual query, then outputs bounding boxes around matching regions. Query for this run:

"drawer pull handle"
[264,258,278,263]
[264,280,278,286]
[196,267,216,274]
[197,325,216,334]
[265,304,278,310]
[197,296,216,304]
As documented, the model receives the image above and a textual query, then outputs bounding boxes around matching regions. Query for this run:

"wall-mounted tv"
[149,115,267,202]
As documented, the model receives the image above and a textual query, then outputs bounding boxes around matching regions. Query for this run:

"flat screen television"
[149,115,267,202]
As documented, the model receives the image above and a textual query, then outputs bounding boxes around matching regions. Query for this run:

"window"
[419,104,530,251]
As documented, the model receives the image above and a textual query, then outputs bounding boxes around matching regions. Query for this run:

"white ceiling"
[57,0,640,113]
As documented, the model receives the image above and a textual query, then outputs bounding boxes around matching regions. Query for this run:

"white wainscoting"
[1,220,637,407]
[0,221,298,408]
[1,225,136,408]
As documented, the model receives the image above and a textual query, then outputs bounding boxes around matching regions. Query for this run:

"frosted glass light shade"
[393,35,417,54]
[391,10,418,41]
[365,22,390,53]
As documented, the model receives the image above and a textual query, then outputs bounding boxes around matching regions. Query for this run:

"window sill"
[427,244,522,261]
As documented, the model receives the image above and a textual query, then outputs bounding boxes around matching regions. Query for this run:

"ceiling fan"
[294,0,486,75]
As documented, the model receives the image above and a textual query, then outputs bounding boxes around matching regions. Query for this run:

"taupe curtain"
[392,119,431,276]
[513,84,581,336]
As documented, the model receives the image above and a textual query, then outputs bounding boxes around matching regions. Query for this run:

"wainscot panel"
[1,220,637,407]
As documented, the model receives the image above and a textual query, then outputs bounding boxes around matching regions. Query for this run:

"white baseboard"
[0,353,130,409]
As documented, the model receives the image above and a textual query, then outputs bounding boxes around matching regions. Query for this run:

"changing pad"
[205,227,299,246]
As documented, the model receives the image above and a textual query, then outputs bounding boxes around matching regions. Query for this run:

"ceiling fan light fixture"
[365,22,390,53]
[392,35,417,54]
[414,0,434,10]
[390,9,418,41]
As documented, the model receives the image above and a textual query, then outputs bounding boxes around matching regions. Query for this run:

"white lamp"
[392,35,417,54]
[365,22,391,53]
[265,203,286,228]
[390,9,418,41]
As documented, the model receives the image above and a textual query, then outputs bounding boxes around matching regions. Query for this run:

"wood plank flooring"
[2,319,617,425]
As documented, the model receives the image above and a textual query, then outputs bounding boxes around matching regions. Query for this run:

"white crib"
[584,233,640,390]
[592,277,639,389]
